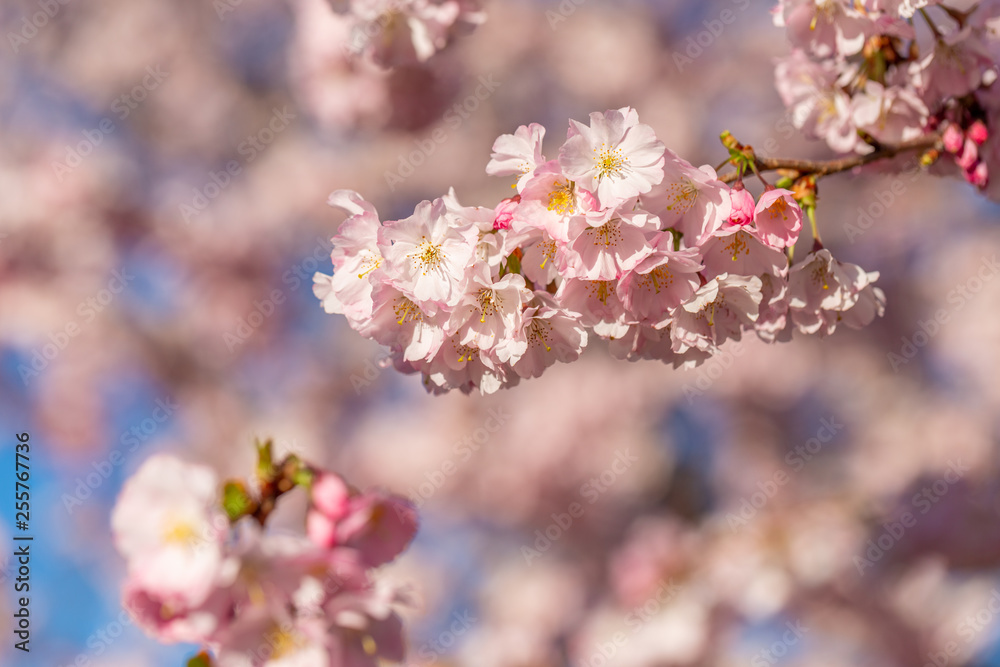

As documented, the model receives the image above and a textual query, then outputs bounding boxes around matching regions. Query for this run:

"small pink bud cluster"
[943,120,991,189]
[314,108,886,395]
[112,454,418,667]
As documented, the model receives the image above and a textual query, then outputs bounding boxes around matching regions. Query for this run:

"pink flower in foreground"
[787,249,885,336]
[559,107,665,208]
[487,123,547,192]
[753,188,803,249]
[728,186,756,226]
[501,293,588,379]
[670,274,763,355]
[313,190,383,329]
[378,198,478,312]
[309,489,418,568]
[514,160,598,243]
[617,232,703,328]
[112,455,231,606]
[366,280,447,362]
[447,266,533,351]
[642,154,731,245]
[558,209,658,281]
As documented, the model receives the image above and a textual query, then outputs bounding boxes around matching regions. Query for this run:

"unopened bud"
[968,120,989,146]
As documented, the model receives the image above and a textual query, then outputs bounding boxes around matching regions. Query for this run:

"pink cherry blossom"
[112,454,231,606]
[378,198,478,312]
[313,190,383,329]
[617,232,703,328]
[558,209,657,281]
[487,123,547,192]
[641,154,731,245]
[753,188,804,249]
[502,293,588,379]
[366,280,447,362]
[778,0,874,57]
[446,266,533,351]
[728,185,756,226]
[558,107,666,208]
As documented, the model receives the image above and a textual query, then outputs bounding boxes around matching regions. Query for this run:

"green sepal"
[222,481,254,522]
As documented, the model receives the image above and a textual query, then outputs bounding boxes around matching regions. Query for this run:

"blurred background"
[3,0,1000,665]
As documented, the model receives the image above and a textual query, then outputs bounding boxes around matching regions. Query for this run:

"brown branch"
[718,134,941,185]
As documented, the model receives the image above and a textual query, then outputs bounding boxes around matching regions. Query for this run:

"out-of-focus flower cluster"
[111,449,417,667]
[314,107,886,395]
[328,0,485,67]
[773,0,1000,195]
[289,0,484,131]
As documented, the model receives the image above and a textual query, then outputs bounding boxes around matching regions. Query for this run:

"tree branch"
[718,134,941,185]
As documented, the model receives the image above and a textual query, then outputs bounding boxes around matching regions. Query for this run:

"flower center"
[412,237,445,274]
[477,289,503,322]
[547,180,576,215]
[538,240,557,269]
[585,280,615,305]
[586,221,623,248]
[162,517,199,547]
[726,231,751,261]
[594,144,628,179]
[664,179,698,215]
[453,340,479,364]
[530,319,553,352]
[637,266,675,294]
[393,297,423,325]
[811,264,830,290]
[357,252,382,279]
[267,625,305,660]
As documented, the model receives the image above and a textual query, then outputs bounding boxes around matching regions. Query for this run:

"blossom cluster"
[773,0,1000,195]
[111,452,418,667]
[314,108,886,395]
[329,0,485,67]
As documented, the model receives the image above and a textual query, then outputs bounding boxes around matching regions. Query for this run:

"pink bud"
[957,138,979,171]
[493,196,519,230]
[967,161,989,189]
[311,472,351,520]
[968,120,989,146]
[943,124,964,154]
[729,187,756,226]
[306,509,338,548]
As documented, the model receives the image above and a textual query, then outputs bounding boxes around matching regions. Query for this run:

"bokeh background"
[3,0,1000,665]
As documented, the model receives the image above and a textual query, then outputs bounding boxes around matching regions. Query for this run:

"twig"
[718,134,940,185]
